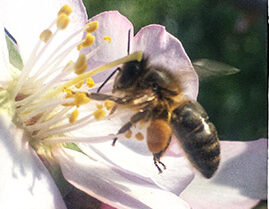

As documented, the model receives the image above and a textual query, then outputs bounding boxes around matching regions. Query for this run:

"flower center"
[8,5,142,150]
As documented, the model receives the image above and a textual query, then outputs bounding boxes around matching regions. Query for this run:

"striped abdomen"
[171,100,220,178]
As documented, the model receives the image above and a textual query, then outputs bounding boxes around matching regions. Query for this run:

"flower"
[0,1,266,209]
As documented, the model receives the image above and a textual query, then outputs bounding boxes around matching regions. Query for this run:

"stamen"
[43,135,113,144]
[64,88,74,97]
[104,36,112,43]
[35,112,96,139]
[85,21,99,33]
[20,98,74,121]
[40,29,52,43]
[12,6,73,98]
[35,102,125,140]
[56,13,70,30]
[74,54,87,74]
[64,61,74,70]
[96,104,103,109]
[69,108,79,123]
[15,64,72,109]
[26,107,72,132]
[77,33,95,51]
[58,5,72,16]
[104,100,115,110]
[93,109,106,120]
[84,37,111,60]
[75,80,84,89]
[73,92,90,107]
[31,29,85,79]
[86,77,95,88]
[13,27,61,99]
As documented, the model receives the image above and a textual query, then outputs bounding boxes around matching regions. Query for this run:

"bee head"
[113,59,147,91]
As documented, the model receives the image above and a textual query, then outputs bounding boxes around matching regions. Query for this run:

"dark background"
[83,0,267,142]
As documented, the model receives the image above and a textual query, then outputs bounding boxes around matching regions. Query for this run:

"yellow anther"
[86,77,95,88]
[77,34,95,51]
[75,80,84,89]
[74,54,88,74]
[85,34,94,47]
[58,5,72,16]
[85,21,99,33]
[104,36,112,43]
[75,63,87,75]
[93,109,106,120]
[39,29,52,43]
[77,43,83,51]
[74,92,90,107]
[135,132,144,141]
[124,130,132,139]
[56,13,70,30]
[64,88,74,98]
[69,108,79,123]
[104,100,115,111]
[96,104,103,109]
[83,33,95,47]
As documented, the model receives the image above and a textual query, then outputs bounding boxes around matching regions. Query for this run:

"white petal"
[54,147,191,209]
[133,24,199,100]
[180,139,267,209]
[0,0,87,62]
[0,114,66,209]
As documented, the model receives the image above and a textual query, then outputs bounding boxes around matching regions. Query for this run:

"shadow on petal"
[0,115,66,208]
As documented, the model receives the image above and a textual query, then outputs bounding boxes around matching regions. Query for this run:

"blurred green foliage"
[83,0,267,141]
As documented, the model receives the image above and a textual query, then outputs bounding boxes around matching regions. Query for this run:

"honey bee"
[87,55,222,179]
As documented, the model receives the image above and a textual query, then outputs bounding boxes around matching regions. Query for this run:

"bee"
[87,55,221,179]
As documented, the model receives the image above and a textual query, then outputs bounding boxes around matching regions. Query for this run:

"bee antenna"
[97,67,120,93]
[127,29,131,55]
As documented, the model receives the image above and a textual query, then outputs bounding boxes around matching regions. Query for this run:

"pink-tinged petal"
[101,203,117,209]
[54,147,191,209]
[133,25,199,100]
[86,11,133,62]
[0,0,87,62]
[180,139,267,209]
[0,114,66,209]
[79,137,194,195]
[0,24,12,86]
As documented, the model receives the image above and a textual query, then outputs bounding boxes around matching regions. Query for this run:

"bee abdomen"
[171,101,220,178]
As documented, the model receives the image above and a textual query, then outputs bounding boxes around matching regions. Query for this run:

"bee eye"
[152,83,159,92]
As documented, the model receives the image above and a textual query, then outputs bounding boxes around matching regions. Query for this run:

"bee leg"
[152,136,172,173]
[87,93,133,105]
[153,154,166,173]
[112,110,151,146]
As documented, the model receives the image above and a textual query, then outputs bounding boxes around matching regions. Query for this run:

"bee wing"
[192,59,240,81]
